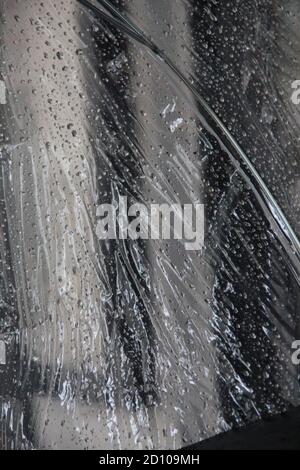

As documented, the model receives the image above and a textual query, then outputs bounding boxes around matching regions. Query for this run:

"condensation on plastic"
[0,0,300,450]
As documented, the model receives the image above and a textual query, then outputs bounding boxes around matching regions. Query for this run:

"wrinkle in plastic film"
[0,0,300,449]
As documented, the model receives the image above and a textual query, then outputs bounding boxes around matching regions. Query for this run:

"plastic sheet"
[0,0,300,449]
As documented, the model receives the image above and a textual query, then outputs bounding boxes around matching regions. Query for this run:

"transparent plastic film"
[0,0,299,450]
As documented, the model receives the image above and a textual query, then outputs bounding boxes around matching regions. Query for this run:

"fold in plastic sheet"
[0,0,300,449]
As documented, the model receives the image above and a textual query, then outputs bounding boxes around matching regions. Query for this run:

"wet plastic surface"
[0,0,300,449]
